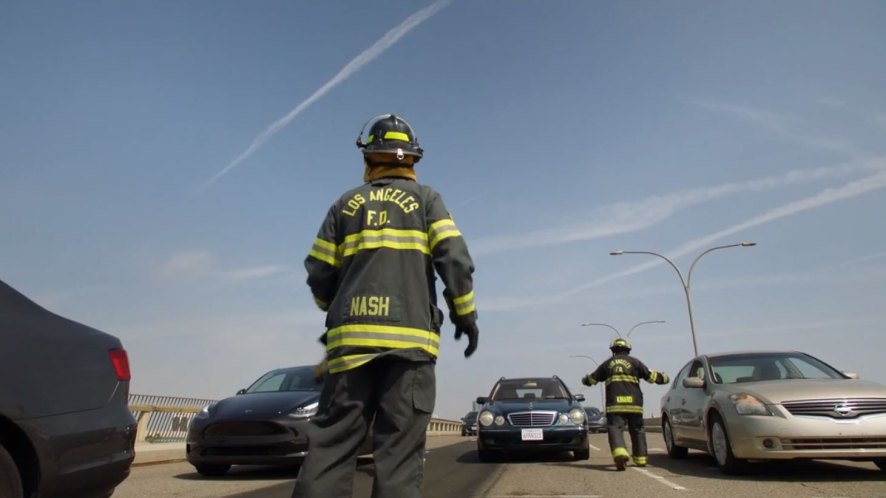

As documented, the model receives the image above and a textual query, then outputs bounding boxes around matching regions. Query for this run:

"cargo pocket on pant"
[412,363,436,414]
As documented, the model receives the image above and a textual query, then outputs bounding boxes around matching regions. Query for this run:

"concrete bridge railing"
[129,394,462,443]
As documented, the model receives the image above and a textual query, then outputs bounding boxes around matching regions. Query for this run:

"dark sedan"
[461,411,478,436]
[187,365,371,476]
[0,278,136,498]
[475,376,590,461]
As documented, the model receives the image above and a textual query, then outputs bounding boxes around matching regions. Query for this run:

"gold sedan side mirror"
[683,377,705,388]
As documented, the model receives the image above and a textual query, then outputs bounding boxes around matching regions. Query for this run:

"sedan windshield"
[490,378,570,401]
[246,366,321,393]
[709,353,844,384]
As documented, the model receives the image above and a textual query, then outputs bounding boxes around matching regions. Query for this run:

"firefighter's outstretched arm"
[427,192,478,357]
[647,370,670,385]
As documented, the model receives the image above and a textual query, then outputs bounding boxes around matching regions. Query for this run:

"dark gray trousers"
[292,357,435,498]
[607,413,647,458]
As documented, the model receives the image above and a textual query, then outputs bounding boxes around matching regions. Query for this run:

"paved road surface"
[115,433,886,497]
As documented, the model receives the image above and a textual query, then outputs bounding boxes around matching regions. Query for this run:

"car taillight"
[109,348,131,381]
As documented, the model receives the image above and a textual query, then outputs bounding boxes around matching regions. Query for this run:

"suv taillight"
[109,348,131,381]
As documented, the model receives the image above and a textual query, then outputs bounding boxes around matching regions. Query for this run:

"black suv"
[0,278,136,498]
[475,376,589,461]
[460,411,478,436]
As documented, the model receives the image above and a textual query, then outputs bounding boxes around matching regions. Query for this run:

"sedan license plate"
[521,428,543,441]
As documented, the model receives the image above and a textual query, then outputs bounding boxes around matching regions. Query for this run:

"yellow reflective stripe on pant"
[340,228,430,257]
[611,447,630,459]
[633,455,647,465]
[452,290,475,316]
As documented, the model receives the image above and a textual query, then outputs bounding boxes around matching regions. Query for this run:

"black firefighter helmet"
[356,114,423,163]
[610,337,632,353]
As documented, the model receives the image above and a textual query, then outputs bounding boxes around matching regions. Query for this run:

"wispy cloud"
[472,157,883,257]
[200,0,452,190]
[688,99,859,156]
[155,251,290,281]
[484,168,886,311]
[220,265,291,281]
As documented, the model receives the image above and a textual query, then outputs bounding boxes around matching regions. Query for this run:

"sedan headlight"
[479,410,495,427]
[288,401,319,419]
[729,393,772,416]
[194,404,214,418]
[568,408,586,424]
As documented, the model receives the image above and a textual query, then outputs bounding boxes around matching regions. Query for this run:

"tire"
[662,417,688,459]
[195,464,231,477]
[708,414,748,474]
[0,445,24,498]
[573,447,590,460]
[874,458,886,472]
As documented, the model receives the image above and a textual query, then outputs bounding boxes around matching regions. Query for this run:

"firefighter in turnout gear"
[581,337,669,471]
[292,114,479,498]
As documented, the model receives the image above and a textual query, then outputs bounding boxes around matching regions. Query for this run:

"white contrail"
[200,0,452,191]
[483,169,886,311]
[471,156,884,256]
[571,169,886,295]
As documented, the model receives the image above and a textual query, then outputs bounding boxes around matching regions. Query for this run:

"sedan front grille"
[781,398,886,419]
[204,422,286,437]
[781,437,886,450]
[507,411,557,427]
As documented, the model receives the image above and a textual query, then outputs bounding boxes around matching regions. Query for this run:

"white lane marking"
[486,495,602,497]
[648,447,665,453]
[588,444,602,451]
[633,468,687,490]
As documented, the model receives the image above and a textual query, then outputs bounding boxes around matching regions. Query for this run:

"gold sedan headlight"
[729,393,772,416]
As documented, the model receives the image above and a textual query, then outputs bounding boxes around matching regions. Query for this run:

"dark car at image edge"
[186,365,372,476]
[0,278,136,498]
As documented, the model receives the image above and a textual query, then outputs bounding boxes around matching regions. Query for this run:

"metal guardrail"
[129,393,462,443]
[129,394,218,443]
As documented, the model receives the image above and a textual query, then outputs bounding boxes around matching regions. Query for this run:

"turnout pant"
[607,413,648,465]
[292,357,435,498]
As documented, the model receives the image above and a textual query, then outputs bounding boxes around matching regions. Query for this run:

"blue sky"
[2,1,885,419]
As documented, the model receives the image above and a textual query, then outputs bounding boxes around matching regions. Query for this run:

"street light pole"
[569,354,605,407]
[609,242,756,357]
[581,320,666,338]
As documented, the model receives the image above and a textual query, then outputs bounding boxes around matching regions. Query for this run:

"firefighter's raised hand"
[454,323,479,358]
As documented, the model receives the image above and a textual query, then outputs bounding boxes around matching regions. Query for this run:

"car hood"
[720,379,886,404]
[486,399,577,413]
[211,390,320,419]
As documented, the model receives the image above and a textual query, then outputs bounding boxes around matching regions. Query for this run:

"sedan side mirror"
[574,394,585,402]
[683,377,705,389]
[843,372,860,379]
[476,396,489,404]
[236,388,247,395]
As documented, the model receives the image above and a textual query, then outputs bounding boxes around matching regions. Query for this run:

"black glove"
[454,323,479,358]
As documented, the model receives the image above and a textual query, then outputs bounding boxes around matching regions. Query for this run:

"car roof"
[701,350,806,359]
[496,376,561,382]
